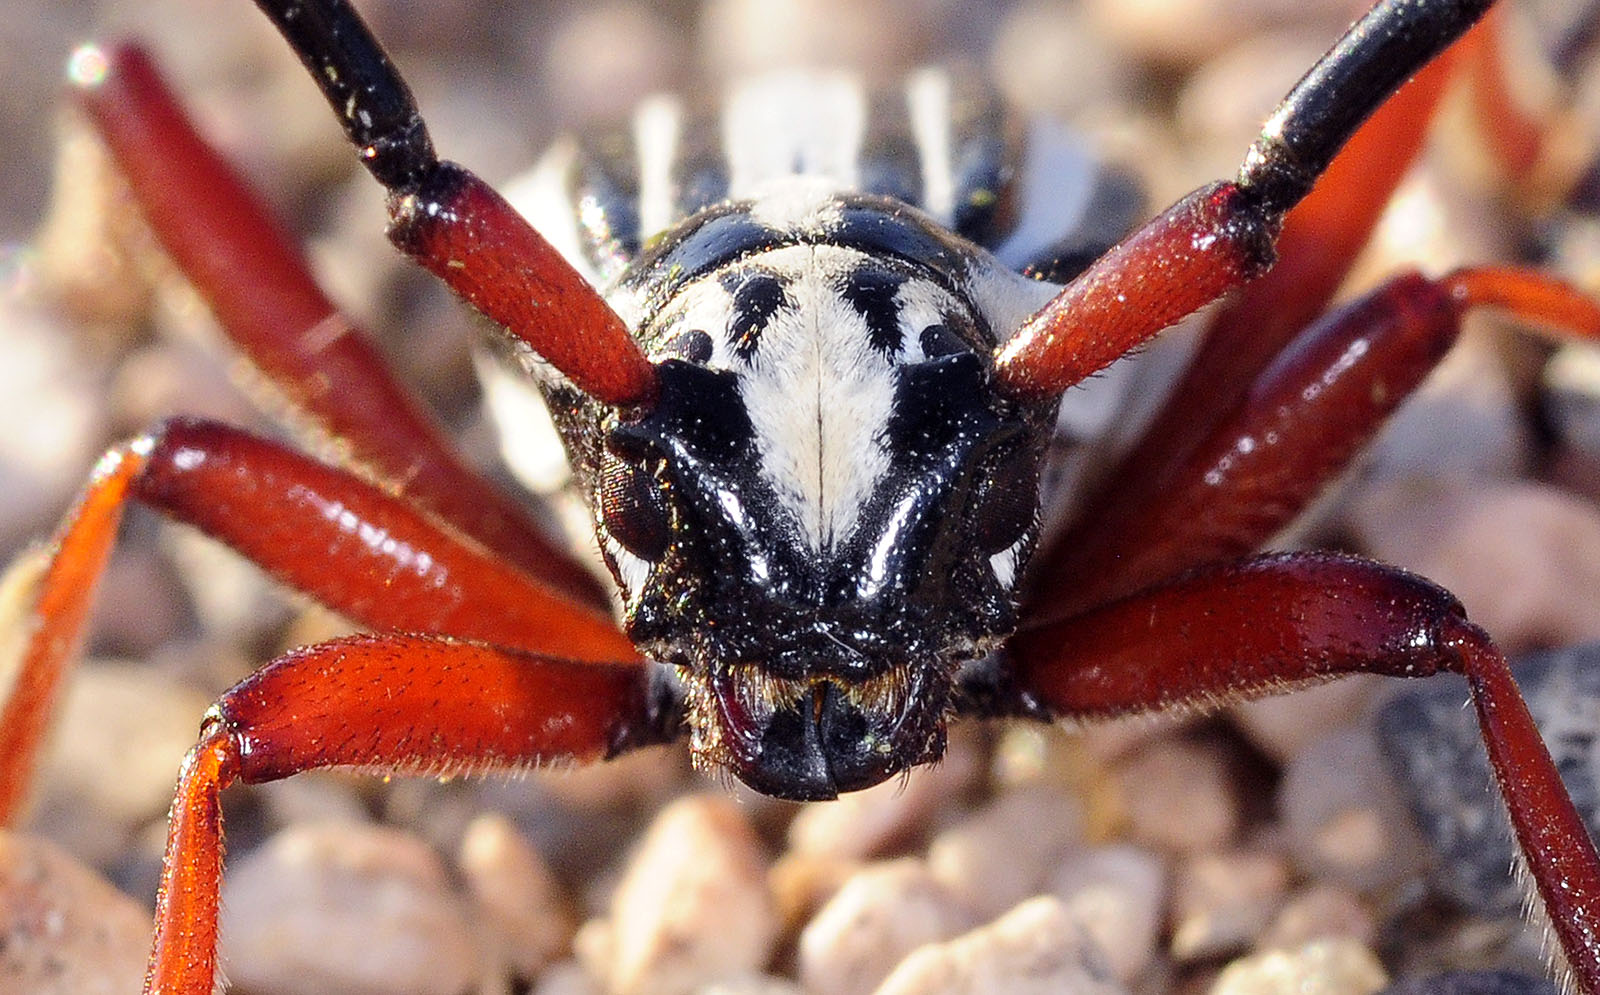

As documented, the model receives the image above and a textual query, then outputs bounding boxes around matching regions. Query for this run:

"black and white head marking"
[551,191,1057,797]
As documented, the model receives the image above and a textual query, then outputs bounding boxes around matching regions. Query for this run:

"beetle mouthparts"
[686,662,948,801]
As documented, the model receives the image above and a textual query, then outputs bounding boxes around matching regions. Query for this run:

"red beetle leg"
[0,416,636,825]
[1010,552,1600,994]
[1023,266,1600,622]
[73,44,610,610]
[1052,42,1457,558]
[143,634,667,995]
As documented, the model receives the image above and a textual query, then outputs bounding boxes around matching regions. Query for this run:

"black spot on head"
[722,272,790,361]
[664,329,714,363]
[884,352,990,457]
[919,323,967,358]
[840,270,907,356]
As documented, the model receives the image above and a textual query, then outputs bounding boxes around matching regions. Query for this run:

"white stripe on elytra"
[633,93,683,241]
[992,117,1100,273]
[723,71,867,200]
[905,67,955,227]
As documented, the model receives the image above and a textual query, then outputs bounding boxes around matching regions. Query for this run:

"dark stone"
[1376,642,1600,915]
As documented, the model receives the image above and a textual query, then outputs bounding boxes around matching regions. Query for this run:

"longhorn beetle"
[3,0,1600,992]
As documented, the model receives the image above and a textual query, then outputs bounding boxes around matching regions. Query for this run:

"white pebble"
[532,960,602,995]
[0,830,149,995]
[1049,844,1167,983]
[29,660,213,866]
[927,784,1085,920]
[797,858,979,995]
[458,813,573,982]
[1114,738,1239,853]
[872,896,1126,995]
[1169,849,1290,962]
[588,794,777,995]
[219,821,478,995]
[1256,885,1376,951]
[1208,938,1387,995]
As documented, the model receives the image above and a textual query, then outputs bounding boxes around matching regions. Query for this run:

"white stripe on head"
[658,244,976,553]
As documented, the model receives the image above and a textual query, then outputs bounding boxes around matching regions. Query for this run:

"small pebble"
[988,0,1135,119]
[926,783,1086,920]
[1049,843,1167,984]
[106,341,260,436]
[532,744,692,814]
[1176,34,1331,182]
[1544,343,1600,462]
[219,821,479,995]
[86,543,190,655]
[1113,737,1240,854]
[1357,166,1519,288]
[1278,725,1432,894]
[768,851,863,934]
[873,895,1126,995]
[28,660,213,867]
[533,960,603,995]
[1209,938,1388,995]
[458,813,574,982]
[1345,477,1600,653]
[1170,848,1290,962]
[1378,642,1600,915]
[255,770,372,830]
[0,830,149,995]
[0,298,108,553]
[797,858,979,995]
[698,975,807,995]
[533,2,688,126]
[697,0,930,82]
[584,794,777,995]
[1256,884,1376,952]
[166,524,301,651]
[1536,345,1600,495]
[1083,0,1346,68]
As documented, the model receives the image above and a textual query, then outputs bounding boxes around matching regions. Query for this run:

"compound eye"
[598,449,670,561]
[972,451,1039,555]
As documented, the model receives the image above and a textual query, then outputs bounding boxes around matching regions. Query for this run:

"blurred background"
[3,2,1600,994]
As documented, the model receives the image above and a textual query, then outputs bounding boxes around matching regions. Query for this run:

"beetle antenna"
[253,0,434,191]
[1237,0,1493,216]
[249,0,660,409]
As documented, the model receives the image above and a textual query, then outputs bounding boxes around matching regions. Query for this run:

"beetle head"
[590,238,1052,800]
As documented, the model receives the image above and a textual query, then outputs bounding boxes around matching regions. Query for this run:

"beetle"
[3,0,1600,991]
